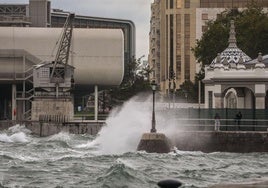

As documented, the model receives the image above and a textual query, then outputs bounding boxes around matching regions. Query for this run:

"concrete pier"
[0,120,104,136]
[137,133,171,153]
[173,131,268,153]
[1,121,268,153]
[210,180,268,188]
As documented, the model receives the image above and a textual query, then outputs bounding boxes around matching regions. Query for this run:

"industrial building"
[149,0,268,95]
[0,0,135,121]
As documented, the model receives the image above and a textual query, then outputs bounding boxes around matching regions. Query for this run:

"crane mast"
[50,13,75,83]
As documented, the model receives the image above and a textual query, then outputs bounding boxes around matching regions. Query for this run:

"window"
[176,55,181,79]
[166,0,168,9]
[176,14,181,53]
[184,55,190,80]
[184,14,190,26]
[200,0,261,8]
[47,1,51,25]
[185,0,190,8]
[165,15,169,79]
[40,67,49,78]
[202,25,208,33]
[176,0,182,8]
[170,0,174,9]
[202,13,208,20]
[170,15,174,80]
[184,14,190,80]
[226,91,237,108]
[209,91,213,108]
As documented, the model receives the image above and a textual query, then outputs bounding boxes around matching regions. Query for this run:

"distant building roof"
[245,54,268,66]
[210,20,251,66]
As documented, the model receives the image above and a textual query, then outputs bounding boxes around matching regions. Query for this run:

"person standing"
[214,113,220,131]
[236,111,242,130]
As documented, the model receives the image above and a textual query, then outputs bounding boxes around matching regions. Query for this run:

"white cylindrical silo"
[0,27,124,86]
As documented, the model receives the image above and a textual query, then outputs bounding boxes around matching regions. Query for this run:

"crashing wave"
[0,124,31,143]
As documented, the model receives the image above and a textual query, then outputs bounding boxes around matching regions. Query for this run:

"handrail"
[173,118,268,122]
[159,118,268,131]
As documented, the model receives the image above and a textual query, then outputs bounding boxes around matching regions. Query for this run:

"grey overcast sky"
[0,0,153,59]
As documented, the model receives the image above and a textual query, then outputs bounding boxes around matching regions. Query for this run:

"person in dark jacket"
[235,111,242,130]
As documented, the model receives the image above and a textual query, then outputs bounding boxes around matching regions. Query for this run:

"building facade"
[149,0,268,94]
[0,0,135,121]
[149,0,160,83]
[203,21,268,109]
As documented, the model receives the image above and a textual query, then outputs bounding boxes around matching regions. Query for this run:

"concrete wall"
[29,0,51,27]
[28,122,103,136]
[1,120,267,152]
[31,98,74,121]
[173,131,268,153]
[0,120,104,136]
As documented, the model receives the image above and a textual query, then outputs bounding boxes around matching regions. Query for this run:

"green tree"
[236,5,268,58]
[187,3,268,103]
[177,67,205,103]
[193,3,268,66]
[109,56,152,105]
[177,80,196,102]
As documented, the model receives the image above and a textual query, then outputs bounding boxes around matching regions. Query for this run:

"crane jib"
[50,13,75,82]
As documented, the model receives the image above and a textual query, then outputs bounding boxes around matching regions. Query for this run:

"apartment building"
[149,0,161,84]
[149,0,268,94]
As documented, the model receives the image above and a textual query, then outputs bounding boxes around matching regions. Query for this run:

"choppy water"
[1,125,268,188]
[1,98,268,187]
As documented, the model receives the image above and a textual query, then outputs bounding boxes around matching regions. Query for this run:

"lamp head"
[151,80,157,91]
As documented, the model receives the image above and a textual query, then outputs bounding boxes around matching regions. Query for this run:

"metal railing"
[0,15,30,23]
[74,114,108,121]
[164,118,268,132]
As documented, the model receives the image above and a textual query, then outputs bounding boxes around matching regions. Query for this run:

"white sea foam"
[116,158,136,169]
[0,133,12,143]
[9,132,29,143]
[93,95,152,154]
[0,132,29,143]
[47,132,71,142]
[8,124,32,134]
[75,139,99,149]
[89,94,191,155]
[0,124,31,143]
[16,155,39,162]
[172,147,204,156]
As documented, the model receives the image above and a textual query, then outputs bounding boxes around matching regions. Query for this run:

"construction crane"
[31,13,76,121]
[50,13,75,84]
[33,13,75,97]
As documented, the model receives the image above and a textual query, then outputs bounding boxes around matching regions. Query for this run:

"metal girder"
[50,13,74,83]
[0,5,26,15]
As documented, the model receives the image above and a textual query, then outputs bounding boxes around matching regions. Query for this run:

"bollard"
[157,179,182,188]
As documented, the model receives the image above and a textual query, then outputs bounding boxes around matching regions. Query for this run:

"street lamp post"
[137,80,171,153]
[151,80,157,133]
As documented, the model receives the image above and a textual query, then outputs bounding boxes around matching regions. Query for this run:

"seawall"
[173,131,268,153]
[0,120,104,137]
[1,121,268,152]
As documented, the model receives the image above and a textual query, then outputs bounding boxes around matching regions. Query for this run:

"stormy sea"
[0,98,268,188]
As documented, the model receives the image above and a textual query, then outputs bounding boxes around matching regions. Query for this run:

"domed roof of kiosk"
[211,20,251,66]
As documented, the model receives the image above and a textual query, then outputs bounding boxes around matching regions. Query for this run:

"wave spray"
[91,94,183,154]
[94,95,151,154]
